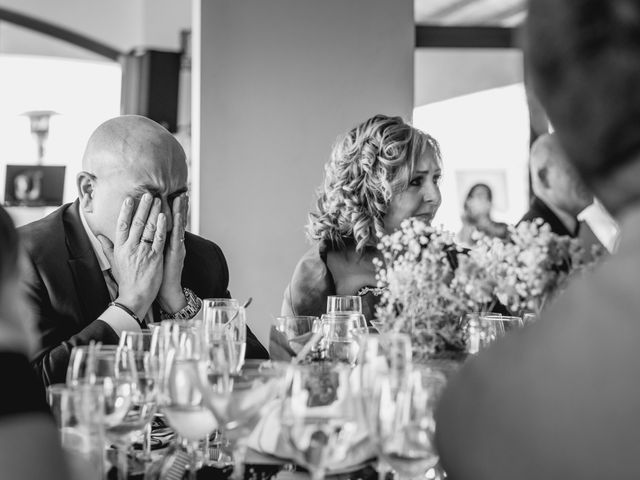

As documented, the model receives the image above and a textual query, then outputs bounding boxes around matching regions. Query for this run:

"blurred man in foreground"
[436,1,640,478]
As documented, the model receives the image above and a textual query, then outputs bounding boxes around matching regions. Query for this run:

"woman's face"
[384,151,442,233]
[467,186,492,217]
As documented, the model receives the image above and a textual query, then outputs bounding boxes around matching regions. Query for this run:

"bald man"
[20,115,268,386]
[519,132,593,237]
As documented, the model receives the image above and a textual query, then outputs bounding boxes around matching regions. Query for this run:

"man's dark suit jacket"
[518,196,575,237]
[20,200,268,386]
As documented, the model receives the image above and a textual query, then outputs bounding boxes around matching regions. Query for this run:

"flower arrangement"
[374,219,468,361]
[467,219,604,315]
[374,218,604,362]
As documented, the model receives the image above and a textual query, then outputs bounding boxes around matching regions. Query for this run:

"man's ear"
[537,166,550,189]
[76,172,95,212]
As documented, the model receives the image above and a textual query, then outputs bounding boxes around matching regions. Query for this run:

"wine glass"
[269,315,319,361]
[377,364,447,480]
[119,330,158,461]
[47,383,106,478]
[357,332,412,478]
[67,344,151,480]
[203,305,246,373]
[474,315,524,351]
[280,362,368,480]
[199,359,286,479]
[321,313,366,365]
[157,322,218,480]
[326,295,362,314]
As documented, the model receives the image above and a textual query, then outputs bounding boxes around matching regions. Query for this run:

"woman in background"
[0,206,69,480]
[458,183,508,246]
[282,114,443,321]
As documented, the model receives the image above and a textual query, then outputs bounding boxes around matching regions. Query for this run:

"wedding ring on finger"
[141,238,154,245]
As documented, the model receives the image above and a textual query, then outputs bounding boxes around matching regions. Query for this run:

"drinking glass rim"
[273,315,319,322]
[479,315,522,322]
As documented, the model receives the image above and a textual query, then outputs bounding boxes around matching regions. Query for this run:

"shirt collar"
[544,200,578,236]
[78,207,111,272]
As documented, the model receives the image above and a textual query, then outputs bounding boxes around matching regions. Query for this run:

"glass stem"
[142,421,153,460]
[184,438,200,480]
[309,467,326,480]
[111,444,128,480]
[230,440,248,480]
[201,433,211,466]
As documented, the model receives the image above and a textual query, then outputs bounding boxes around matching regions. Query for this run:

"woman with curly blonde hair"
[282,114,443,320]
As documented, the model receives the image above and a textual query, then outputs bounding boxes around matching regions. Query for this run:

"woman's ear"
[76,172,95,212]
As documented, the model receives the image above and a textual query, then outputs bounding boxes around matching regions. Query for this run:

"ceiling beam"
[419,0,477,21]
[415,25,520,49]
[483,4,526,25]
[0,7,122,60]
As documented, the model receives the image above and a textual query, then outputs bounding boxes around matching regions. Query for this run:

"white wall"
[194,0,414,346]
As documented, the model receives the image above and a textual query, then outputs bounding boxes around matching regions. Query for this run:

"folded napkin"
[247,400,376,473]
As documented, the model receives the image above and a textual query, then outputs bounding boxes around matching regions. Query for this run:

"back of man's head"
[526,0,640,187]
[530,132,593,216]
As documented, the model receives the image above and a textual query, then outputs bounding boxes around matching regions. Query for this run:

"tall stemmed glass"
[466,315,524,353]
[377,365,447,480]
[199,359,286,479]
[269,315,319,361]
[326,295,362,314]
[119,330,158,461]
[321,313,367,365]
[156,321,218,480]
[203,306,247,373]
[67,344,151,480]
[280,362,368,480]
[357,333,412,479]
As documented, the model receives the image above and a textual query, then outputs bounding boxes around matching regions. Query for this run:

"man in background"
[520,132,593,237]
[436,0,640,478]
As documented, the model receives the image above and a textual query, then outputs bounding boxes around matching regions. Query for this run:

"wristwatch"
[160,288,202,320]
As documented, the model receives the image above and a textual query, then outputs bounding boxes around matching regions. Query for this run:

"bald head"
[78,115,189,240]
[530,133,565,194]
[82,115,185,175]
[530,133,593,216]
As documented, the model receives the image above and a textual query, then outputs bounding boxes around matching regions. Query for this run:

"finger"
[128,193,153,245]
[182,195,189,229]
[115,197,134,247]
[170,212,183,251]
[152,213,167,255]
[97,234,115,265]
[140,197,162,246]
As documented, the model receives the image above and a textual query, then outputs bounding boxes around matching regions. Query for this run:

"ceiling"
[415,0,526,27]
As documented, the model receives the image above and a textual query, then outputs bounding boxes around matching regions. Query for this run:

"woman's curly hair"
[308,114,441,253]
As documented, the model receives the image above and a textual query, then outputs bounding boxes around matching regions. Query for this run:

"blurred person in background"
[436,1,640,478]
[282,114,443,321]
[520,132,594,238]
[458,183,508,246]
[0,205,69,479]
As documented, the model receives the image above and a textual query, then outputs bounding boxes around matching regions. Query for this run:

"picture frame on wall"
[4,165,66,207]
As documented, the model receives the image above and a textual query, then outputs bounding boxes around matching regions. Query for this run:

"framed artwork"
[455,169,509,214]
[4,165,66,207]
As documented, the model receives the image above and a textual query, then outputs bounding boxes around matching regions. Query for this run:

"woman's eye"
[409,177,423,187]
[433,175,442,185]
